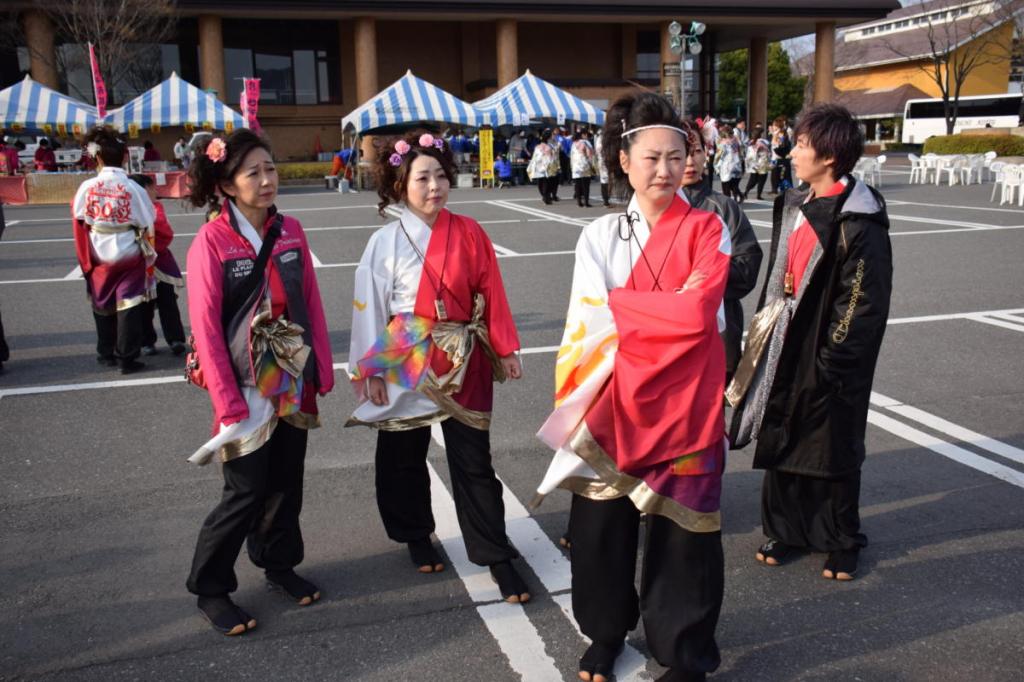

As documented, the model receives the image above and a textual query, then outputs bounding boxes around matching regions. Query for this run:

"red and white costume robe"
[152,200,183,287]
[348,207,520,430]
[536,190,732,532]
[71,167,156,312]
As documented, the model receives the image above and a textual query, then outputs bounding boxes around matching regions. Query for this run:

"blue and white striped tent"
[473,70,605,127]
[0,75,100,135]
[106,72,245,132]
[341,70,483,134]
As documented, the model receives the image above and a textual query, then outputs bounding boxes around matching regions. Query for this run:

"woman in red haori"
[535,92,732,682]
[347,130,530,604]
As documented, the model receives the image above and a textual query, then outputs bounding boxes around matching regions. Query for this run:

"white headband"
[621,124,687,139]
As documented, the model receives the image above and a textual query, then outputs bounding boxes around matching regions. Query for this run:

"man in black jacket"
[728,103,893,582]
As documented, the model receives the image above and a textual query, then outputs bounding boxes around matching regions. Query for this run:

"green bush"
[922,134,1024,156]
[276,162,333,180]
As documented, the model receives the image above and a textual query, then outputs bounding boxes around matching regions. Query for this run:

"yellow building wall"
[835,22,1013,97]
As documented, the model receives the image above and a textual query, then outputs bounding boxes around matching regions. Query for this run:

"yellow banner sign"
[478,128,493,181]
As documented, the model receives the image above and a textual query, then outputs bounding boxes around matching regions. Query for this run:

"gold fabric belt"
[250,302,310,380]
[90,223,156,261]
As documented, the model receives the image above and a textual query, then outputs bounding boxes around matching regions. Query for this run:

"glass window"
[293,50,316,105]
[255,52,293,104]
[636,30,660,80]
[224,47,253,100]
[317,58,330,103]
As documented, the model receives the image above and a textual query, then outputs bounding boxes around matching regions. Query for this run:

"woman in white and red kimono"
[72,126,155,374]
[347,130,530,604]
[535,92,732,682]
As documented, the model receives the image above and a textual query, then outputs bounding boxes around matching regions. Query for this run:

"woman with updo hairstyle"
[348,128,530,604]
[183,128,335,636]
[535,92,732,682]
[71,125,156,374]
[526,127,561,204]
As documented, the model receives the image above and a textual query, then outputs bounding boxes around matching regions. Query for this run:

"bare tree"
[880,0,1023,134]
[2,1,178,103]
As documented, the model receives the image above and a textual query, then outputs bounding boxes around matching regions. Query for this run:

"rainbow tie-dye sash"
[355,313,435,390]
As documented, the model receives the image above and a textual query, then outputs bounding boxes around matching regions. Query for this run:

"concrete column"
[659,21,680,110]
[813,21,836,104]
[198,15,225,100]
[496,19,518,88]
[747,37,768,131]
[461,22,480,97]
[23,10,59,90]
[354,16,378,162]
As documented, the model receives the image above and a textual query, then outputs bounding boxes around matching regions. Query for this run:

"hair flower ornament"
[86,142,101,157]
[418,133,435,148]
[388,152,404,167]
[394,139,411,155]
[205,138,227,163]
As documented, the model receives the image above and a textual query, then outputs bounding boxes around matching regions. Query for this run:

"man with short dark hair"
[728,103,893,583]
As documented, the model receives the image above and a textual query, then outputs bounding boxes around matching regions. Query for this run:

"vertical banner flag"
[478,128,494,182]
[88,43,107,118]
[242,78,261,131]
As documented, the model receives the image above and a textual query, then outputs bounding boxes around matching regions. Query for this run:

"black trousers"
[600,182,610,205]
[93,304,145,362]
[569,495,723,675]
[761,469,867,552]
[744,173,768,199]
[375,418,516,566]
[559,152,571,183]
[0,304,8,364]
[721,178,741,199]
[537,177,559,204]
[574,177,592,206]
[141,281,186,347]
[187,420,308,597]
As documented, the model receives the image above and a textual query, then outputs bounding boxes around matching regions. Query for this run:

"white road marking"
[872,392,1024,467]
[487,200,589,227]
[425,460,563,680]
[964,313,1024,334]
[491,243,520,256]
[551,593,650,682]
[308,250,323,268]
[887,199,1024,214]
[5,220,20,226]
[867,411,1024,490]
[886,307,1024,325]
[63,265,82,280]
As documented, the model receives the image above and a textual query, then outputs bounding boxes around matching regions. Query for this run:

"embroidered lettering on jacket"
[280,250,299,263]
[832,258,865,344]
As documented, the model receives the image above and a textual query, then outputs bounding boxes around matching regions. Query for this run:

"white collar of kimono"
[625,188,692,234]
[398,205,433,241]
[228,199,264,252]
[98,166,126,176]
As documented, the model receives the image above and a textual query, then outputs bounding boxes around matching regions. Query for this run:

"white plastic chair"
[937,155,966,186]
[961,155,985,185]
[873,154,886,187]
[989,161,1006,202]
[983,151,998,181]
[922,153,940,184]
[1000,164,1022,205]
[908,153,925,184]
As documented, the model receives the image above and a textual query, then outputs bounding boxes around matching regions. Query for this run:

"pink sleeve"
[474,222,521,357]
[185,227,248,426]
[296,222,335,395]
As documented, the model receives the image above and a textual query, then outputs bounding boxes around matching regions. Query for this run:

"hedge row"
[276,161,333,180]
[922,134,1024,156]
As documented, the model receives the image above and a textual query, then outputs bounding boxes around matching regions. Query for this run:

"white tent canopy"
[473,70,605,127]
[0,75,100,135]
[106,72,245,132]
[341,70,484,134]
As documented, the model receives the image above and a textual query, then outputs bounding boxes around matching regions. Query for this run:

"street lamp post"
[668,20,705,117]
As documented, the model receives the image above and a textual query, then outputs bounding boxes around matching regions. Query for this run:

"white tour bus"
[901,92,1022,144]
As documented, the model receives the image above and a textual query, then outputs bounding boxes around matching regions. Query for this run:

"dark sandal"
[490,560,530,604]
[579,640,624,681]
[197,595,252,636]
[266,569,321,605]
[408,537,445,573]
[756,539,792,566]
[823,549,858,580]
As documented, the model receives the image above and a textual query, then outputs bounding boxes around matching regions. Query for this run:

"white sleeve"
[348,230,392,381]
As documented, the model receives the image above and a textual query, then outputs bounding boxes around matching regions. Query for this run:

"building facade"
[6,0,900,159]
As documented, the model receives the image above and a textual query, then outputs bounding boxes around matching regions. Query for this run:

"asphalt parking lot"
[1,165,1023,681]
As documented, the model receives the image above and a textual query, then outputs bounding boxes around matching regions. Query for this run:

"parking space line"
[867,411,1024,490]
[487,200,589,227]
[872,392,1024,467]
[964,313,1024,334]
[887,199,1024,214]
[63,265,82,280]
[308,250,323,268]
[551,594,649,682]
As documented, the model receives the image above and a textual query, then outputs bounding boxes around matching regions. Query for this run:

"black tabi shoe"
[197,595,254,636]
[266,569,321,605]
[579,640,624,682]
[490,560,530,604]
[119,359,146,375]
[823,548,859,581]
[552,195,560,201]
[656,668,706,682]
[407,537,445,573]
[170,341,187,356]
[756,539,793,566]
[141,345,158,356]
[97,355,118,367]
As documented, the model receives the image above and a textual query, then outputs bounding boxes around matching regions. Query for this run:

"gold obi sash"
[725,297,787,407]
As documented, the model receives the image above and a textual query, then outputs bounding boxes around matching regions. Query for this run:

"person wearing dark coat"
[728,103,893,583]
[679,120,763,381]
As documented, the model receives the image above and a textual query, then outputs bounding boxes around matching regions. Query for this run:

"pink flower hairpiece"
[389,134,445,166]
[206,138,227,163]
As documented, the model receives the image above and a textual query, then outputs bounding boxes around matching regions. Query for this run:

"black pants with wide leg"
[93,303,145,363]
[569,495,724,676]
[374,418,517,566]
[761,470,867,552]
[187,420,308,597]
[141,281,186,348]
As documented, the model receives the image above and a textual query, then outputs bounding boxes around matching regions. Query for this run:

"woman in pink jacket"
[184,129,334,636]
